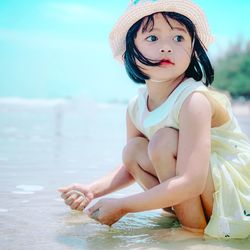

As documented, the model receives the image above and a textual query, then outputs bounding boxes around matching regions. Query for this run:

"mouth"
[160,59,175,66]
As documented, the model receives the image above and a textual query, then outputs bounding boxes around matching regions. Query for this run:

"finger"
[65,193,78,205]
[58,184,73,193]
[76,200,87,211]
[58,187,68,193]
[71,190,88,201]
[71,196,85,210]
[60,189,74,199]
[62,190,82,200]
[61,192,72,200]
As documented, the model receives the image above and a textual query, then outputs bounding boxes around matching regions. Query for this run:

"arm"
[88,165,134,198]
[120,92,212,212]
[89,110,145,197]
[59,109,143,209]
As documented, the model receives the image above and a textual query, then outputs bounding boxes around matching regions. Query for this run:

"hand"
[58,183,94,211]
[86,198,127,226]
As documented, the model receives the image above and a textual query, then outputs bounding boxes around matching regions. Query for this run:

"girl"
[59,0,250,238]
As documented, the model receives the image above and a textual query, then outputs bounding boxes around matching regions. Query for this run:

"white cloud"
[45,2,113,23]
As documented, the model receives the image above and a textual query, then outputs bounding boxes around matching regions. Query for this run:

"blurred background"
[0,0,250,102]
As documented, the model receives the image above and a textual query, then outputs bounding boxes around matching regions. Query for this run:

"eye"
[145,35,158,42]
[173,35,184,42]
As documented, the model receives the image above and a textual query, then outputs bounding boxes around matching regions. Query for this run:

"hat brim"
[109,0,214,63]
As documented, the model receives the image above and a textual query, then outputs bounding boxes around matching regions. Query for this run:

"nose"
[160,48,172,53]
[160,43,172,54]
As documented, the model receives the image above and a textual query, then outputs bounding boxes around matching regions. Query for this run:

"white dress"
[127,78,250,238]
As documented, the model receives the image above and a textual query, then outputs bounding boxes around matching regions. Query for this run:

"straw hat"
[109,0,214,62]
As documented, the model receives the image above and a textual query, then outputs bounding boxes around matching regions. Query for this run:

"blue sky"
[0,0,250,101]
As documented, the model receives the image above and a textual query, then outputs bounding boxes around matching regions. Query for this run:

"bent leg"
[148,127,214,231]
[122,137,159,191]
[177,169,215,232]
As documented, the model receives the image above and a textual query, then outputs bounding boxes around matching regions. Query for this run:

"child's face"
[134,13,193,82]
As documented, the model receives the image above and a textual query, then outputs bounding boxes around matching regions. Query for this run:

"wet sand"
[0,100,249,250]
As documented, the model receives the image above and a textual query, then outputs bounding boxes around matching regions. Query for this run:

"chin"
[149,75,175,82]
[149,72,185,83]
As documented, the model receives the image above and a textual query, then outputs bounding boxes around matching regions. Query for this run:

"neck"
[146,75,186,111]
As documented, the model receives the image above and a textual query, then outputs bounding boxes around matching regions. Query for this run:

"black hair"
[124,12,214,86]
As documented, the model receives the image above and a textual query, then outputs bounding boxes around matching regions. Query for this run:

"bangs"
[140,12,191,38]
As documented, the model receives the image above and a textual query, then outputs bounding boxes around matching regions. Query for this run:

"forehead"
[139,13,188,33]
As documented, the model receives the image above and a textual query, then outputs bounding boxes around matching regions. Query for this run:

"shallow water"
[0,99,249,250]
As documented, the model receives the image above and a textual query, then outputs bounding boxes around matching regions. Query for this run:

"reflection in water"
[57,211,199,250]
[85,213,180,250]
[57,211,250,250]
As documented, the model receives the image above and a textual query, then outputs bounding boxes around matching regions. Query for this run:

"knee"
[122,137,148,172]
[148,127,179,163]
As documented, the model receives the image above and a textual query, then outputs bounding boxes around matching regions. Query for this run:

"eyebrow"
[172,27,188,33]
[146,26,188,34]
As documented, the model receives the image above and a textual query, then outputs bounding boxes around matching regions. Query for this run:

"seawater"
[0,98,249,250]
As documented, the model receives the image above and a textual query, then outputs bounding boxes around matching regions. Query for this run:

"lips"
[160,59,175,66]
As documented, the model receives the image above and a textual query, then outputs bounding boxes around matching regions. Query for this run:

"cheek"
[174,47,192,71]
[176,46,192,63]
[139,45,157,59]
[183,43,193,56]
[135,58,148,73]
[135,39,158,59]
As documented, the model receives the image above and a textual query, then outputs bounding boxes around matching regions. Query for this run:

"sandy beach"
[0,99,249,250]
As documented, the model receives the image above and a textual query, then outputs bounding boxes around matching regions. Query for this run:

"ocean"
[0,98,249,250]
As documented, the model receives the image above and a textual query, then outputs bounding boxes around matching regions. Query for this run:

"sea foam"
[12,185,44,195]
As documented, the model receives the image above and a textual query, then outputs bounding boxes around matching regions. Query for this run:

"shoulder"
[179,91,212,128]
[171,80,211,125]
[181,91,212,113]
[181,88,232,128]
